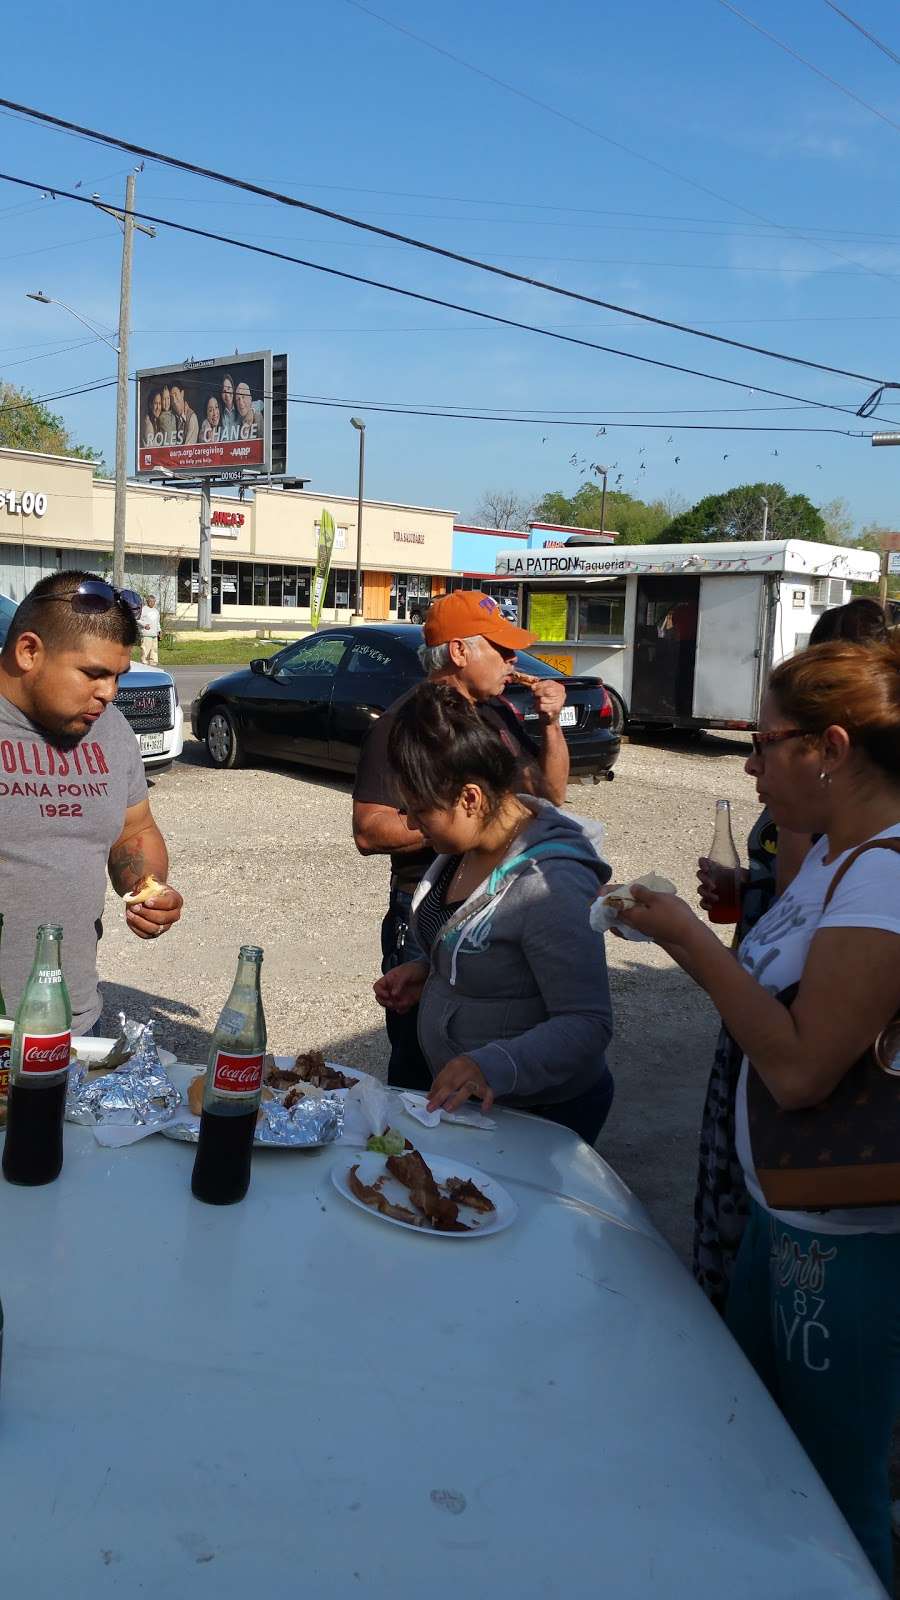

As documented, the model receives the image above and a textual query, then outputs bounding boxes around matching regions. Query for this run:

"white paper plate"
[331,1150,517,1239]
[71,1036,177,1070]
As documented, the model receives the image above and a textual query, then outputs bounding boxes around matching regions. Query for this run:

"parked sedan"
[0,593,183,769]
[191,624,620,778]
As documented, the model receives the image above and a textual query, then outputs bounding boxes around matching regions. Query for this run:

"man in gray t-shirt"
[0,571,183,1033]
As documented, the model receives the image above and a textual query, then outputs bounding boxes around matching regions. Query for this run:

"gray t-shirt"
[0,694,147,1033]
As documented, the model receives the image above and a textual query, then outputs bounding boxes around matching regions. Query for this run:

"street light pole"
[351,416,366,617]
[27,172,154,591]
[760,495,769,540]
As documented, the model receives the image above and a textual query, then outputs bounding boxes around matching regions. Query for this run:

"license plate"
[139,733,165,755]
[559,706,577,727]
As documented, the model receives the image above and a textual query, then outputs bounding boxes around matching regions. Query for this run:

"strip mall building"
[0,446,610,628]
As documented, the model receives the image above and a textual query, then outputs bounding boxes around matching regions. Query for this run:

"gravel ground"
[96,726,756,1264]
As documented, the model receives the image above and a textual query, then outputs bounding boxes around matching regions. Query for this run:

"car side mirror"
[250,655,274,677]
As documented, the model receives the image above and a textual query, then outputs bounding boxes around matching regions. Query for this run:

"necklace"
[449,808,529,896]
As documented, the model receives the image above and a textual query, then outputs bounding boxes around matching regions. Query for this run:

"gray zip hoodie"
[412,796,614,1107]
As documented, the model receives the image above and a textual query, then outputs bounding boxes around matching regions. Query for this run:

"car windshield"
[0,593,17,648]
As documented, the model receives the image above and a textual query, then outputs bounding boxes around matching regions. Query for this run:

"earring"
[818,770,831,785]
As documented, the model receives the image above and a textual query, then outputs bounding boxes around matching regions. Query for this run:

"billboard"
[135,350,283,478]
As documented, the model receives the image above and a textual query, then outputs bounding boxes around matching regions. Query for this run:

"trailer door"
[692,574,763,723]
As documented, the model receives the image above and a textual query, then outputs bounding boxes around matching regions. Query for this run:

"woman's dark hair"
[769,637,900,779]
[809,596,889,646]
[387,681,518,815]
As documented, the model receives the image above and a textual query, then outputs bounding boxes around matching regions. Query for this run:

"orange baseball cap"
[423,590,536,650]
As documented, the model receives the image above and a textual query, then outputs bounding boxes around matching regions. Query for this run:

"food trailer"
[495,538,880,731]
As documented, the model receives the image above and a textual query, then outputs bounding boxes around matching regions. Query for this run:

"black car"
[191,625,620,778]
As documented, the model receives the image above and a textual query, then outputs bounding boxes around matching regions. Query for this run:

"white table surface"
[0,1097,881,1599]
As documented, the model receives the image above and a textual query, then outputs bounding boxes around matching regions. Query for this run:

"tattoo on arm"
[108,835,148,895]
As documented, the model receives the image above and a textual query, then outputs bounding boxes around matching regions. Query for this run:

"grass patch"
[131,637,292,667]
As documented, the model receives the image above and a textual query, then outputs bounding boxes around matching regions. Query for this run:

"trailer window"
[577,589,625,641]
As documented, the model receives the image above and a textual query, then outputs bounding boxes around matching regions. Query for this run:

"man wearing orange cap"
[353,591,568,1089]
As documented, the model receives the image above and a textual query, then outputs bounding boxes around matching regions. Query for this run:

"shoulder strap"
[823,837,900,912]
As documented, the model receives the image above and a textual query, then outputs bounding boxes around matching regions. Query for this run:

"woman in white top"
[621,637,900,1588]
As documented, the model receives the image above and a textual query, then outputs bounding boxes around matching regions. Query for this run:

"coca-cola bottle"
[2,925,72,1187]
[706,799,742,926]
[191,946,266,1206]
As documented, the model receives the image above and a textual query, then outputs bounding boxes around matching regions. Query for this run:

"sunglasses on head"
[37,580,143,619]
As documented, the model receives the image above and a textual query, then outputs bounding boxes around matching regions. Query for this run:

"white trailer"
[494,539,880,732]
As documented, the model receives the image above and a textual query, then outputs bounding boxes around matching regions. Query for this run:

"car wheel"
[205,705,243,769]
[605,689,627,735]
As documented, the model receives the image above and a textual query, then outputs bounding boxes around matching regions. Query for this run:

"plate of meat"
[265,1052,377,1098]
[331,1147,516,1238]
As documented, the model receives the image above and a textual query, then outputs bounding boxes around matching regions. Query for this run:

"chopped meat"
[507,670,538,688]
[446,1177,495,1214]
[387,1151,470,1231]
[347,1164,425,1226]
[267,1064,303,1089]
[294,1051,358,1091]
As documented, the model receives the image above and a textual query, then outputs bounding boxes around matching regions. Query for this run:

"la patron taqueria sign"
[495,539,880,583]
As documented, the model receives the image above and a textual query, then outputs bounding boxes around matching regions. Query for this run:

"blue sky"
[2,0,900,533]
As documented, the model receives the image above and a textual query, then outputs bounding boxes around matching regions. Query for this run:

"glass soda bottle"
[706,799,742,926]
[191,946,266,1206]
[2,925,72,1186]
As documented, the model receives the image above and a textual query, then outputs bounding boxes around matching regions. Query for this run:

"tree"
[654,482,826,545]
[532,483,671,544]
[855,525,900,600]
[819,496,854,545]
[471,488,534,530]
[0,381,106,470]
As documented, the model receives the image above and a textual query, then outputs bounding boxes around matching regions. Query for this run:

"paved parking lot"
[97,722,758,1265]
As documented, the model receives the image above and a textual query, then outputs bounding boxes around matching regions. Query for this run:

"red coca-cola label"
[212,1050,264,1098]
[20,1030,71,1077]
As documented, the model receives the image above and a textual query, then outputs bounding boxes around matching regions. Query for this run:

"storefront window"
[239,565,253,605]
[177,558,195,604]
[220,562,238,605]
[282,565,298,606]
[253,563,267,606]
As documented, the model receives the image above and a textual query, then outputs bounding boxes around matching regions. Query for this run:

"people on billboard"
[158,384,177,442]
[169,382,199,446]
[219,374,239,437]
[234,380,262,440]
[141,391,163,447]
[199,396,222,443]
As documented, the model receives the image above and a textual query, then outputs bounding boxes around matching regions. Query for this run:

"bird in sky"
[674,456,681,464]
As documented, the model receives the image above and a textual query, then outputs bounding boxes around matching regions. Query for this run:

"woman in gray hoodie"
[373,682,615,1143]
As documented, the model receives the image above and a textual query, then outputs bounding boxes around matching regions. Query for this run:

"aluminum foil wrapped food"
[255,1093,344,1147]
[66,1020,179,1127]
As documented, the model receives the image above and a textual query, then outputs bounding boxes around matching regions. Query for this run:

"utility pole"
[113,173,135,589]
[93,174,155,588]
[351,416,366,617]
[760,495,769,540]
[198,481,212,629]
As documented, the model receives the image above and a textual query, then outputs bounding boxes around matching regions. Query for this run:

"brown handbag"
[747,838,900,1210]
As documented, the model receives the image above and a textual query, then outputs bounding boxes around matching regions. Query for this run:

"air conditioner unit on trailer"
[811,577,845,607]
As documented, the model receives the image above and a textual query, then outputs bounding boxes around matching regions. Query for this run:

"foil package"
[66,1019,179,1127]
[257,1093,344,1147]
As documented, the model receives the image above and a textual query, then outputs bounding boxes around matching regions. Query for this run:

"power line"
[716,0,900,134]
[0,169,888,422]
[0,377,117,415]
[285,393,869,436]
[338,0,899,288]
[821,1,900,67]
[0,141,891,388]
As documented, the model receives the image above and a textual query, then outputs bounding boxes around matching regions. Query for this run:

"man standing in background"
[138,594,162,665]
[353,591,568,1089]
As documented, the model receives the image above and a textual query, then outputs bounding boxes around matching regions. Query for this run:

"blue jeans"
[726,1199,900,1590]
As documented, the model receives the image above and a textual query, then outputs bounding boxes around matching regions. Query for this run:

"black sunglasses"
[37,580,142,619]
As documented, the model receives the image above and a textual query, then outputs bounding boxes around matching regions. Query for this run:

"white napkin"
[92,1115,178,1147]
[399,1091,496,1131]
[591,871,677,942]
[342,1075,394,1147]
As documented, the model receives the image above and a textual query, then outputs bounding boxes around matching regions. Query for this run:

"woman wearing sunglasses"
[693,599,892,1315]
[619,636,900,1587]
